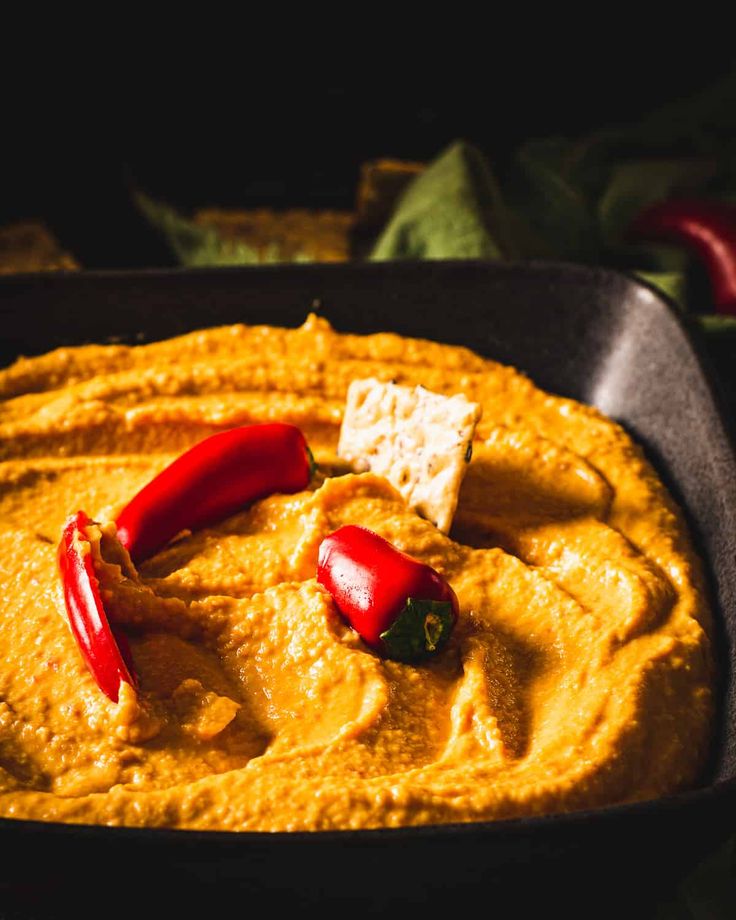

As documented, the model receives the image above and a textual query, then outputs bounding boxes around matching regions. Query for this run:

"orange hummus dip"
[0,315,715,831]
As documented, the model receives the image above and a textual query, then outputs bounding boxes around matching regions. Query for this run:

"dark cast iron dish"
[0,261,734,917]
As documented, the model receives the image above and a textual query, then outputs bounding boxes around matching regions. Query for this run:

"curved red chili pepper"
[317,525,458,661]
[117,422,315,563]
[58,511,136,703]
[628,198,736,315]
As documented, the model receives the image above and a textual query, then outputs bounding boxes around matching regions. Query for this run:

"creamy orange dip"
[0,315,714,831]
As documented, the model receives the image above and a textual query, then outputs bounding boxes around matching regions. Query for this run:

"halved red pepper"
[117,422,315,563]
[317,525,458,661]
[58,511,136,703]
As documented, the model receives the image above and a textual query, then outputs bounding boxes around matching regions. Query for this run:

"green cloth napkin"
[135,192,279,267]
[368,72,736,330]
[366,113,736,407]
[369,133,722,320]
[371,142,510,261]
[373,136,685,313]
[138,72,736,359]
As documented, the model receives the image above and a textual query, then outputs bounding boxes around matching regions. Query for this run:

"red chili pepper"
[58,511,136,703]
[317,525,458,661]
[117,423,315,563]
[628,199,736,315]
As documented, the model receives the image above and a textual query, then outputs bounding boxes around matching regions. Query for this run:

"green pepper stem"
[305,443,318,480]
[379,598,455,662]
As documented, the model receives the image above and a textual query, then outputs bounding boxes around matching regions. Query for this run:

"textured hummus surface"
[0,315,714,831]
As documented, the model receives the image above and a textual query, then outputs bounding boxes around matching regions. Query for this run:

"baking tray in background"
[0,261,734,917]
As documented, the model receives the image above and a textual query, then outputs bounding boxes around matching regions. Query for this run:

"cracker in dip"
[337,378,481,533]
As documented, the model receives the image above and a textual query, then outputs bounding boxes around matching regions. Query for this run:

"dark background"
[3,52,736,268]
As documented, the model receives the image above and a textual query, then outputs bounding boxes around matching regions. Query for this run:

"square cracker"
[338,378,481,533]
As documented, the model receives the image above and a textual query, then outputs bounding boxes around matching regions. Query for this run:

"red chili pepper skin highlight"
[117,422,314,563]
[628,199,736,315]
[317,525,458,661]
[58,511,135,703]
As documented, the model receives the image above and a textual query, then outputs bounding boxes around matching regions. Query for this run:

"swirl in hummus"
[0,314,715,831]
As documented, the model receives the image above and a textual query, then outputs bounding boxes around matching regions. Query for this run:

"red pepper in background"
[317,525,458,661]
[58,511,136,703]
[117,422,315,563]
[628,199,736,315]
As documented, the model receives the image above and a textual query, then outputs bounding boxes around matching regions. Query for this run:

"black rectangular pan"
[0,261,734,917]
